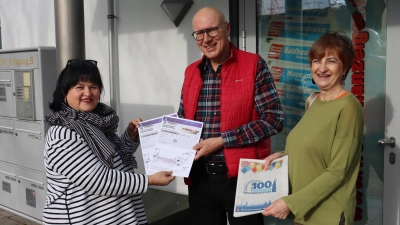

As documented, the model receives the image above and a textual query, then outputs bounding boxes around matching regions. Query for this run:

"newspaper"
[233,155,289,217]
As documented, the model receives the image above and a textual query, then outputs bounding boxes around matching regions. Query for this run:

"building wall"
[84,0,229,196]
[0,0,229,222]
[0,0,228,195]
[0,0,55,48]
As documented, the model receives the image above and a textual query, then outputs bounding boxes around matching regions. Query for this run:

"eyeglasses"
[191,22,228,41]
[66,59,98,68]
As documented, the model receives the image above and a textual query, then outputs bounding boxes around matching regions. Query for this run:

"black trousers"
[188,160,264,225]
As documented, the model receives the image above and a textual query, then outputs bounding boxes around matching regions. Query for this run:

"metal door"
[381,0,399,224]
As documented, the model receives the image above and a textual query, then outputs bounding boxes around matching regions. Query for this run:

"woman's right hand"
[264,152,285,167]
[127,118,143,142]
[148,171,175,186]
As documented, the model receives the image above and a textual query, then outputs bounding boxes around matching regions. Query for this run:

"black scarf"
[44,103,137,169]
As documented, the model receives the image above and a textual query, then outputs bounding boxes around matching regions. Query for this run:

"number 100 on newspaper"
[233,155,289,217]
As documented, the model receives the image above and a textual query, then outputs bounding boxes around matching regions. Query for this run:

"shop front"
[236,0,398,224]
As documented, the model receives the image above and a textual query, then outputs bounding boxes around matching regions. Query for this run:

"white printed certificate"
[145,116,203,177]
[137,114,177,175]
[233,155,289,217]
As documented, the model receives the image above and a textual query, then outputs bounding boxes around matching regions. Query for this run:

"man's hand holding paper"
[193,137,224,160]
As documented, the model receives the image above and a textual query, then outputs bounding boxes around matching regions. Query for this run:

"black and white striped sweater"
[43,125,149,225]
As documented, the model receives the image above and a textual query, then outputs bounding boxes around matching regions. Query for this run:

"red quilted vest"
[182,43,271,180]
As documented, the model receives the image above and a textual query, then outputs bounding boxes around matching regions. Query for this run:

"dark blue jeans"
[188,161,264,225]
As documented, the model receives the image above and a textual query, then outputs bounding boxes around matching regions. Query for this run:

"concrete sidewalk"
[0,208,41,225]
[0,207,190,225]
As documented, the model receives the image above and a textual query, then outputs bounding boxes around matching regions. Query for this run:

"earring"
[342,75,346,86]
[64,97,67,103]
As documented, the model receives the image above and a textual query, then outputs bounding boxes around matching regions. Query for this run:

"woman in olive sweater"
[262,31,364,225]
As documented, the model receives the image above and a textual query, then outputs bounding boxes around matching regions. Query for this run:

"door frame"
[383,0,400,224]
[238,0,257,53]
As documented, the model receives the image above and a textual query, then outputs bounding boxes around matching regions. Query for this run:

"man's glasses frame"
[191,22,228,41]
[66,59,98,68]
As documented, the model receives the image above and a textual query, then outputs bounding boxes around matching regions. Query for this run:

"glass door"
[240,0,390,224]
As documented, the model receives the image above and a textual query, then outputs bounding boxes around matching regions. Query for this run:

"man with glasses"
[177,7,283,225]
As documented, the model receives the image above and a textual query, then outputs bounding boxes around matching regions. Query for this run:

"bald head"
[191,7,231,68]
[192,7,227,30]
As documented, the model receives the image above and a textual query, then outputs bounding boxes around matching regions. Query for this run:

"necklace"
[320,88,344,101]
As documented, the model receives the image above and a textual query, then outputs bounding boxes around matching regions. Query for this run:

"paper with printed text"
[234,155,289,217]
[138,113,177,175]
[139,115,202,177]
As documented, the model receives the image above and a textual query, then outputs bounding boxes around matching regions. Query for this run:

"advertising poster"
[259,0,356,146]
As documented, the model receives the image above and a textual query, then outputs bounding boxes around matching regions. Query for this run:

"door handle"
[378,137,396,148]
